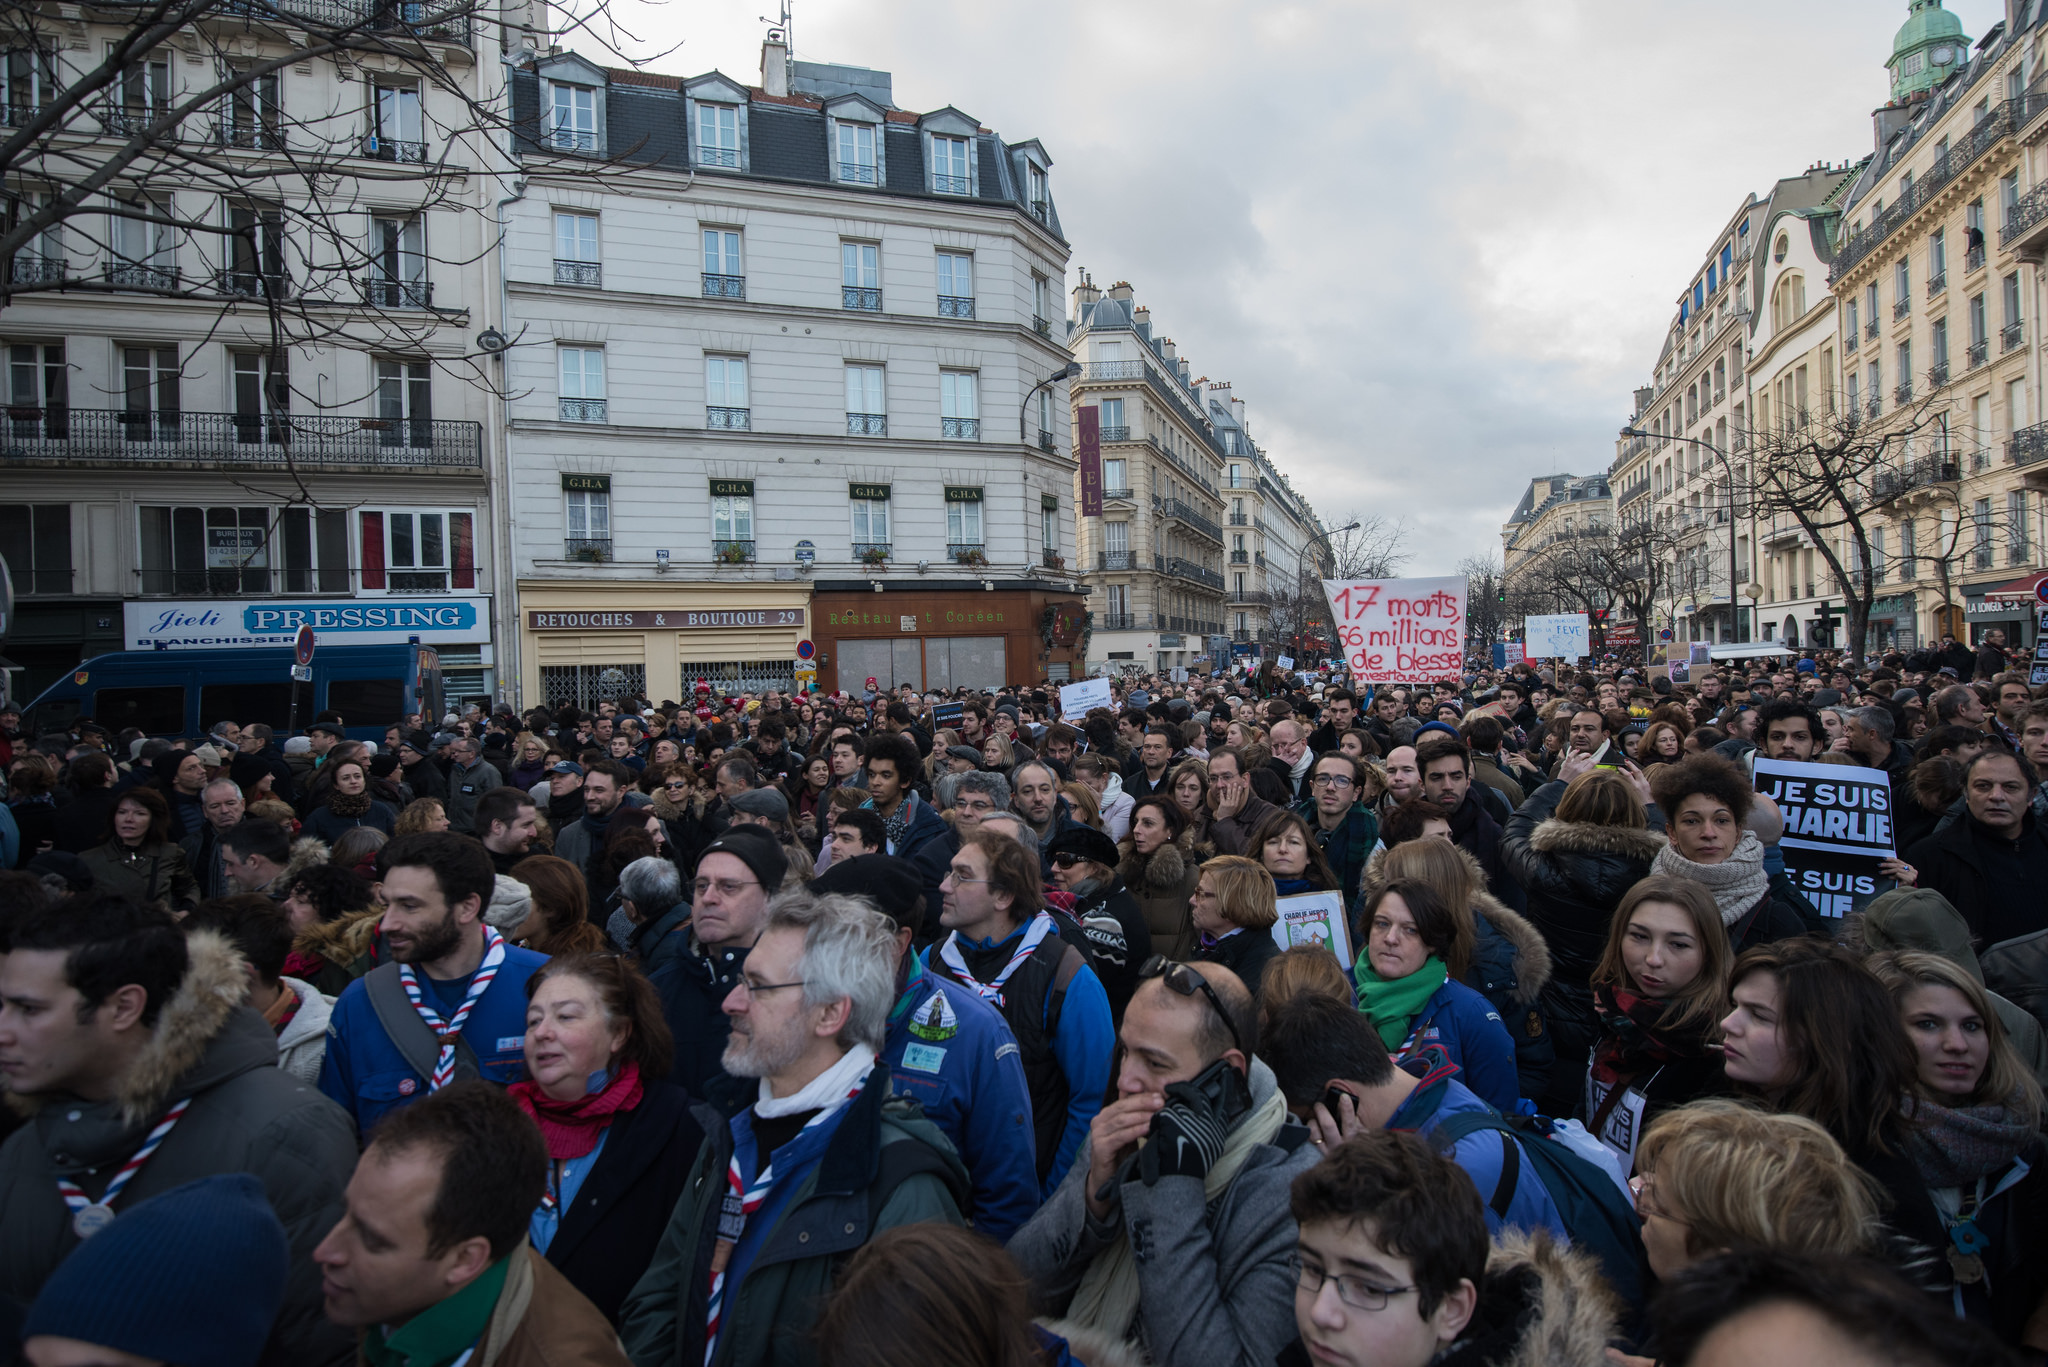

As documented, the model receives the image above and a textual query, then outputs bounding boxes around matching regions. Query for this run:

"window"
[565,482,609,552]
[1867,359,1881,411]
[2008,490,2031,564]
[140,505,269,594]
[850,487,889,549]
[1931,316,1949,379]
[1106,583,1129,621]
[1041,498,1058,553]
[122,345,179,440]
[559,347,606,422]
[1033,273,1053,332]
[9,189,61,285]
[1969,292,1988,363]
[375,358,431,448]
[930,135,971,194]
[2010,377,2028,433]
[1846,296,1859,338]
[940,370,979,440]
[368,216,427,307]
[108,57,169,136]
[231,349,287,444]
[369,84,423,162]
[936,251,973,318]
[1027,162,1048,220]
[1865,282,1880,336]
[224,202,285,297]
[712,485,753,545]
[1103,458,1128,495]
[1896,340,1912,400]
[1105,520,1129,557]
[7,343,67,436]
[705,355,749,429]
[222,66,281,149]
[1101,396,1126,439]
[1973,393,1993,467]
[1894,258,1910,317]
[946,488,984,547]
[0,504,70,594]
[4,47,56,125]
[845,364,886,435]
[2003,272,2024,349]
[701,227,743,299]
[697,102,739,168]
[384,511,451,590]
[109,193,175,289]
[278,504,349,593]
[1929,227,1947,287]
[1901,516,1916,572]
[550,82,599,154]
[2002,171,2021,228]
[842,241,880,311]
[836,119,876,184]
[1973,497,1994,569]
[1872,526,1887,584]
[1846,369,1859,414]
[548,210,600,287]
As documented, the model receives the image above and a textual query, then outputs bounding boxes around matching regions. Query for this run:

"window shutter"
[451,511,474,589]
[360,510,385,589]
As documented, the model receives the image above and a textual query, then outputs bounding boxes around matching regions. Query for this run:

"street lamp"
[1620,427,1747,644]
[1296,520,1360,659]
[1020,361,1082,443]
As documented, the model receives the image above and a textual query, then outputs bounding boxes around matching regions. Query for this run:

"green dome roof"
[1888,1,1971,101]
[1893,0,1965,58]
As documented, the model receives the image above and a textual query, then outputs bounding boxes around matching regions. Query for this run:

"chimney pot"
[761,36,789,97]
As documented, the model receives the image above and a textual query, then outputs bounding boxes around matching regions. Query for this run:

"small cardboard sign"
[1270,889,1352,965]
[1058,676,1114,718]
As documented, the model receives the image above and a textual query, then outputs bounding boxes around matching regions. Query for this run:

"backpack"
[1430,1108,1650,1310]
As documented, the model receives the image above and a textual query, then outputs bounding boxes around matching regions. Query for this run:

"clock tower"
[1888,0,1971,103]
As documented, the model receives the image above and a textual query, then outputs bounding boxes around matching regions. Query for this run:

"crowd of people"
[0,638,2044,1367]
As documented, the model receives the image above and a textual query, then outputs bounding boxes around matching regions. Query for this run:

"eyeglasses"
[1139,955,1243,1056]
[692,877,760,898]
[1290,1255,1417,1311]
[663,779,690,790]
[1310,774,1355,789]
[735,977,806,997]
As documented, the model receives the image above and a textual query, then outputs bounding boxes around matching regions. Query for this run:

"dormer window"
[684,76,750,173]
[931,135,970,194]
[1027,163,1047,220]
[698,102,739,168]
[549,82,598,154]
[837,120,876,182]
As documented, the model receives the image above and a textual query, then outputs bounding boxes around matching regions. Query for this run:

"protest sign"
[1492,642,1525,668]
[930,700,964,728]
[1322,576,1467,684]
[1057,676,1113,719]
[1523,613,1589,660]
[1274,655,1294,671]
[1270,889,1352,964]
[1752,757,1896,917]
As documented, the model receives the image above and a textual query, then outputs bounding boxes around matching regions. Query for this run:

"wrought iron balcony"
[1895,381,1914,404]
[564,537,612,562]
[699,146,740,169]
[1927,271,1947,296]
[942,416,981,440]
[1228,588,1271,605]
[2003,179,2048,251]
[1893,297,1911,320]
[10,255,65,286]
[1041,548,1066,570]
[1929,361,1950,388]
[555,259,601,287]
[1967,245,1987,272]
[932,173,969,195]
[1156,496,1222,543]
[364,135,426,163]
[217,269,288,299]
[713,539,756,562]
[0,406,482,467]
[546,129,597,154]
[948,541,986,560]
[217,123,283,151]
[847,412,887,437]
[108,263,179,291]
[1032,316,1051,338]
[1871,457,1960,501]
[1845,331,1859,354]
[2009,421,2048,468]
[1097,551,1136,571]
[1102,487,1133,502]
[102,108,165,137]
[843,285,881,311]
[706,406,750,431]
[1228,512,1249,525]
[853,541,891,559]
[1030,199,1049,223]
[1867,397,1883,419]
[2004,320,2026,352]
[559,397,607,423]
[937,294,975,319]
[1834,99,2017,281]
[1969,338,1989,368]
[265,0,473,43]
[1099,425,1131,442]
[703,273,745,300]
[1866,318,1880,340]
[1098,613,1142,630]
[362,277,432,308]
[1038,430,1056,453]
[1229,549,1249,563]
[838,161,878,184]
[1163,557,1225,591]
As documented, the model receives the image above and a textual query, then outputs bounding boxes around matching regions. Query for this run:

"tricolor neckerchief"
[397,926,507,1091]
[939,912,1057,1009]
[56,1097,191,1238]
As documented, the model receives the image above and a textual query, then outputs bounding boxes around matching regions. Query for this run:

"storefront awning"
[1980,570,2048,603]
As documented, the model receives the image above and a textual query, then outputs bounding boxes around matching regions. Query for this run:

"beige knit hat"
[484,874,534,937]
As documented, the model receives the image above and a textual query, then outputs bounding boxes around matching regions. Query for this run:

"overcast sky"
[573,0,2008,574]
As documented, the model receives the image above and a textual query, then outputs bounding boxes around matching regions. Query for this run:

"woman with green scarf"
[1352,878,1522,1113]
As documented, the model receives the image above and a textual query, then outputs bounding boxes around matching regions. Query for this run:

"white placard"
[1274,654,1295,671]
[1269,889,1353,965]
[1523,613,1589,660]
[1058,676,1113,718]
[1322,576,1468,684]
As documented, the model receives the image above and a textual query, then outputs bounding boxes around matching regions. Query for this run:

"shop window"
[683,660,796,694]
[139,505,268,595]
[0,503,71,594]
[541,663,646,712]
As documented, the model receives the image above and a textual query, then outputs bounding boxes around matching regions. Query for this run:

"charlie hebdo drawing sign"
[1752,757,1897,917]
[1322,576,1467,684]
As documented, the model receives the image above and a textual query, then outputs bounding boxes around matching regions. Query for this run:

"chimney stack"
[761,34,789,97]
[1107,281,1133,302]
[1070,270,1101,317]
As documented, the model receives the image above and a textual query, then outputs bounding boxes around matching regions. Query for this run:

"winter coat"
[1276,1230,1620,1367]
[366,1244,633,1367]
[0,931,359,1367]
[544,1080,702,1327]
[1066,875,1153,1018]
[299,798,398,844]
[647,931,750,1109]
[290,905,384,998]
[1117,830,1207,962]
[1290,799,1381,920]
[78,837,199,913]
[445,757,504,833]
[626,901,693,979]
[1192,924,1283,996]
[1908,812,2048,948]
[1007,1060,1321,1367]
[50,785,120,853]
[617,1064,968,1367]
[1383,977,1523,1116]
[274,976,335,1084]
[1209,793,1279,858]
[1856,890,2048,1088]
[1984,928,2048,1043]
[399,754,449,804]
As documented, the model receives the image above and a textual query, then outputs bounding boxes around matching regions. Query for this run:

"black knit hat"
[696,827,788,894]
[1044,825,1119,870]
[809,853,926,936]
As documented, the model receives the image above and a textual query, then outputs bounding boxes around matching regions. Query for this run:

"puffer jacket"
[1117,830,1209,962]
[0,931,358,1367]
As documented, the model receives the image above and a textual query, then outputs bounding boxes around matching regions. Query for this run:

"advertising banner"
[1322,576,1467,683]
[125,598,492,650]
[1752,757,1897,917]
[1078,405,1103,518]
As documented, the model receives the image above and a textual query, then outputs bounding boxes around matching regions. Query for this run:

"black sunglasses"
[1139,955,1243,1055]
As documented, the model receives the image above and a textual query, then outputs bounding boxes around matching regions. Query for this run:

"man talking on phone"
[1008,958,1317,1367]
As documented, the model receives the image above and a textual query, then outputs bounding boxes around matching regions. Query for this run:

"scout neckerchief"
[56,1097,191,1238]
[398,926,507,1091]
[940,912,1056,1009]
[702,1082,866,1365]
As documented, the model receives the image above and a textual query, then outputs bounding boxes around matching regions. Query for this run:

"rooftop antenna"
[760,0,793,53]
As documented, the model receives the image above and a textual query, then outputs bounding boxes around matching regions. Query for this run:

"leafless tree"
[1323,514,1411,582]
[1458,552,1506,649]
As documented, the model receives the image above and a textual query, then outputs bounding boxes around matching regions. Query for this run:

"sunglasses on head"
[1139,955,1243,1055]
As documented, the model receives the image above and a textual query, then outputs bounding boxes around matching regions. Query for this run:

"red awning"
[1982,570,2048,603]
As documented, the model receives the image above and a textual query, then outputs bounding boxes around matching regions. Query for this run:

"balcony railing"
[1927,271,1947,296]
[2004,320,2026,352]
[9,255,64,286]
[1102,486,1133,501]
[843,285,881,311]
[559,397,607,423]
[699,145,740,169]
[108,263,178,291]
[847,412,887,437]
[937,294,975,319]
[1835,99,2018,281]
[1099,425,1131,442]
[706,406,750,431]
[1969,338,1989,367]
[1032,315,1052,338]
[260,0,474,43]
[1156,495,1222,543]
[1229,549,1249,564]
[1041,548,1065,570]
[364,135,426,163]
[0,406,482,467]
[1098,613,1144,630]
[838,161,877,184]
[1228,589,1271,605]
[1866,317,1881,340]
[217,269,288,299]
[703,273,745,300]
[931,173,969,195]
[363,277,432,308]
[1097,551,1136,571]
[1895,381,1914,404]
[547,129,598,154]
[1867,397,1883,419]
[2009,421,2048,467]
[2002,179,2048,250]
[942,416,980,440]
[713,539,756,562]
[1228,512,1249,525]
[1038,430,1056,453]
[9,566,74,595]
[1871,457,1961,501]
[1845,330,1859,354]
[948,541,986,560]
[564,537,612,562]
[853,541,891,559]
[555,259,601,287]
[1893,297,1912,320]
[1162,556,1225,590]
[1929,360,1950,388]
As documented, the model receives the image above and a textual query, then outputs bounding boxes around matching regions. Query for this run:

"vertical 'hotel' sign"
[1078,404,1103,517]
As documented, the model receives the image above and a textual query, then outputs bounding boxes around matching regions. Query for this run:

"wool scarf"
[1353,954,1449,1051]
[1652,830,1769,926]
[508,1063,645,1160]
[1588,981,1711,1086]
[1899,1091,2037,1188]
[327,789,373,818]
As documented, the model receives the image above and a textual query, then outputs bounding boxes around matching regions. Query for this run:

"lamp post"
[1620,427,1747,644]
[1297,520,1361,661]
[1020,361,1082,443]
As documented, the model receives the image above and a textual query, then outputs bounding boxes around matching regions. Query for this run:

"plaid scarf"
[1589,981,1711,1086]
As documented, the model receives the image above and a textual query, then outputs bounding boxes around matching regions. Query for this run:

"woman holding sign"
[1648,754,1813,955]
[1582,877,1733,1170]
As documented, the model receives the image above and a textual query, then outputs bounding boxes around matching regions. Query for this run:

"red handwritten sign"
[1321,576,1468,684]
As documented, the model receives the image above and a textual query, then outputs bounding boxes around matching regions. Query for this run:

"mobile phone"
[1186,1057,1252,1128]
[1319,1084,1353,1117]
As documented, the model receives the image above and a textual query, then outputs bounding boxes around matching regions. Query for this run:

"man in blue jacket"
[318,831,548,1136]
[811,853,1038,1243]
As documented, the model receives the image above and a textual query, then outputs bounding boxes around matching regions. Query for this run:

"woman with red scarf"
[1583,875,1734,1175]
[511,954,702,1324]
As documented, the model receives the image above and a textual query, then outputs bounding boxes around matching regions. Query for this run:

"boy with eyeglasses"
[1294,752,1380,920]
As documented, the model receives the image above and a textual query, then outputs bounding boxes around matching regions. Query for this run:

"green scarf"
[363,1255,510,1367]
[1352,953,1448,1051]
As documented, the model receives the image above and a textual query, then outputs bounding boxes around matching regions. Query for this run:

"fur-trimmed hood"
[1359,842,1553,1005]
[1115,828,1209,893]
[1525,818,1665,862]
[292,904,383,966]
[263,836,331,896]
[1437,1229,1622,1367]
